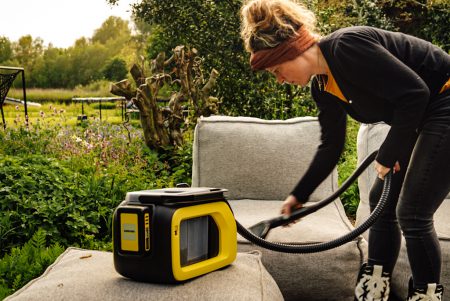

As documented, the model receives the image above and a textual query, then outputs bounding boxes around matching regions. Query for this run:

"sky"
[0,0,136,48]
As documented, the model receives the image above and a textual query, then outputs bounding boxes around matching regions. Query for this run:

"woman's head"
[240,0,318,53]
[240,0,326,86]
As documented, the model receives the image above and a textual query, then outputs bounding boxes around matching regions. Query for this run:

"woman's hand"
[280,195,303,226]
[375,160,400,180]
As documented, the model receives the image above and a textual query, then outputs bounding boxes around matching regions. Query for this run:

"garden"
[0,0,448,299]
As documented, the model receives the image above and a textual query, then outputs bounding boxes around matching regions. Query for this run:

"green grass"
[2,101,140,127]
[8,88,94,103]
[7,81,115,104]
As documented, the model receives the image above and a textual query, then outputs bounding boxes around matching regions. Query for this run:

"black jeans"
[368,90,450,287]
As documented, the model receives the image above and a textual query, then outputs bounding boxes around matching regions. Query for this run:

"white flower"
[72,135,82,143]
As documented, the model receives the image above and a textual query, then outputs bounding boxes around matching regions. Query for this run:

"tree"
[11,35,44,87]
[121,0,308,119]
[31,46,71,88]
[92,16,131,45]
[0,37,13,63]
[13,35,43,68]
[102,57,128,81]
[111,46,220,151]
[67,39,109,87]
[1,15,142,89]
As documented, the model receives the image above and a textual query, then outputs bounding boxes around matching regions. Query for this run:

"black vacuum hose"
[235,151,392,253]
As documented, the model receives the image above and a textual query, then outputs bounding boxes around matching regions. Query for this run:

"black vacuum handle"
[238,150,394,253]
[261,150,377,229]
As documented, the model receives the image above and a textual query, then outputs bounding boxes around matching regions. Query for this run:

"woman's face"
[266,47,318,87]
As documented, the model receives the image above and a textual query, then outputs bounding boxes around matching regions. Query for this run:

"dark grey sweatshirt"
[291,26,450,203]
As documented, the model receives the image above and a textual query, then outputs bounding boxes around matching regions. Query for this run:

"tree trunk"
[110,45,220,152]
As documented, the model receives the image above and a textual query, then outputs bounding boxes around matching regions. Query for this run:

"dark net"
[0,71,20,106]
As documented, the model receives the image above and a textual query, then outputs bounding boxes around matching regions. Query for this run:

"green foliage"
[421,1,450,51]
[0,36,13,63]
[378,0,449,51]
[13,35,44,70]
[158,140,194,187]
[102,57,128,81]
[0,121,193,256]
[132,0,314,119]
[349,0,395,30]
[0,155,104,253]
[337,118,360,218]
[30,46,71,88]
[92,16,131,45]
[91,102,118,110]
[0,229,64,299]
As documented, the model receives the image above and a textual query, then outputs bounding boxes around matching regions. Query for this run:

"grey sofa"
[14,117,449,301]
[356,123,450,301]
[192,115,367,301]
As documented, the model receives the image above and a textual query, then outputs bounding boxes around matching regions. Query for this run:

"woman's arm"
[290,78,347,203]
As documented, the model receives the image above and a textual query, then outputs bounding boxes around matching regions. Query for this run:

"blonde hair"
[240,0,319,53]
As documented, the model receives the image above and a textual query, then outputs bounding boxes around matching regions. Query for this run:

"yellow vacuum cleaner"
[113,150,392,284]
[113,187,237,283]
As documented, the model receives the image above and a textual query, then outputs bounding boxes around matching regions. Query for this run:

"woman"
[240,0,450,300]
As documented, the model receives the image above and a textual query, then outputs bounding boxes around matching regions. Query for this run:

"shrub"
[0,155,107,253]
[337,118,360,219]
[0,229,64,299]
[379,0,449,51]
[0,122,193,255]
[129,0,316,119]
[102,57,128,82]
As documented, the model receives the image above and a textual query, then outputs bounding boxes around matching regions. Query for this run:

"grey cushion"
[193,116,367,301]
[192,115,337,201]
[6,247,283,301]
[356,123,450,301]
[231,199,366,301]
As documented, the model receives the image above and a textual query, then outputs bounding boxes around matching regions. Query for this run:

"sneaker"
[407,278,444,301]
[354,263,390,301]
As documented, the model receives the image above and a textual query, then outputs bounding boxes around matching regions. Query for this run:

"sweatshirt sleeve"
[333,32,430,167]
[290,79,347,203]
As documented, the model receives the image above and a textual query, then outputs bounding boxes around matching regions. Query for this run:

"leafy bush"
[129,0,317,119]
[337,118,360,218]
[0,98,195,298]
[378,0,449,52]
[102,57,128,82]
[0,122,193,256]
[0,229,64,299]
[0,155,108,253]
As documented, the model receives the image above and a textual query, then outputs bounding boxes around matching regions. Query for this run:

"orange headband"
[250,26,316,71]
